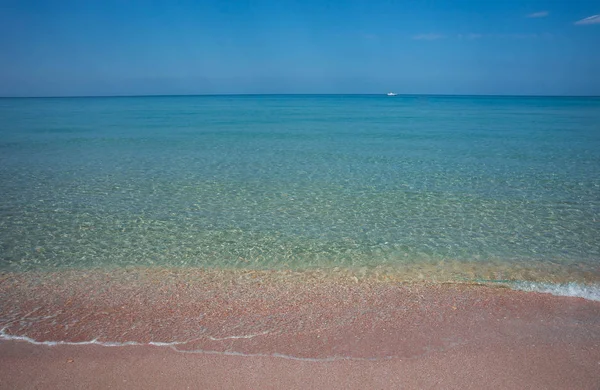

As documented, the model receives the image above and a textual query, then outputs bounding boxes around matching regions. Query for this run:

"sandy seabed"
[1,267,599,389]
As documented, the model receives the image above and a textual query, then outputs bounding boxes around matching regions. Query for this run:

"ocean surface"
[1,95,599,285]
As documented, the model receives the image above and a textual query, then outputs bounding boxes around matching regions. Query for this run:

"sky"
[1,0,599,96]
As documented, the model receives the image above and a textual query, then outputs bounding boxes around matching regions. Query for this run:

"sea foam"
[510,282,600,302]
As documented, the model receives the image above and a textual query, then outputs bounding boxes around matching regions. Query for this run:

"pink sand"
[1,268,599,388]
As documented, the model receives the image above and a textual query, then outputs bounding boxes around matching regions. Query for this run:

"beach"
[1,95,599,388]
[1,0,600,384]
[2,336,599,390]
[1,268,599,389]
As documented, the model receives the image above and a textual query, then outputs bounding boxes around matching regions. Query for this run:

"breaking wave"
[509,282,600,302]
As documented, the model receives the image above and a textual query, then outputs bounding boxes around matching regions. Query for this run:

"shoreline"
[1,337,599,390]
[2,263,600,298]
[1,267,600,388]
[1,268,599,353]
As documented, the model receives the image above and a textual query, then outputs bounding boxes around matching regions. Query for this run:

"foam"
[0,327,369,362]
[0,328,150,347]
[509,282,600,302]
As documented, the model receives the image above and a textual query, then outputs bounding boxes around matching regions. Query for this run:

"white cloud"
[528,11,549,18]
[575,15,600,25]
[412,33,445,41]
[458,33,483,40]
[457,33,548,40]
[495,33,539,39]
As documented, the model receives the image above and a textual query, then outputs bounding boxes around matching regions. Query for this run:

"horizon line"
[1,93,599,99]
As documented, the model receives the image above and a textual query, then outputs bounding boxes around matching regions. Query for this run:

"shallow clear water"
[0,95,599,282]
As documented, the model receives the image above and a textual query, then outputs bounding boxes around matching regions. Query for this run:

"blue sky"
[1,0,599,96]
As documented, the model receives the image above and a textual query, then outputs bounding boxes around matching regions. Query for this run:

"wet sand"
[1,268,599,389]
[2,338,599,390]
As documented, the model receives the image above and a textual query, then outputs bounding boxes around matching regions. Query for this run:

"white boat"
[387,92,397,96]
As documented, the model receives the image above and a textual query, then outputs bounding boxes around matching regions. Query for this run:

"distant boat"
[387,92,397,96]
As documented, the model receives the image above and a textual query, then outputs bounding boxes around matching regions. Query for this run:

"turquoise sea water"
[1,95,599,283]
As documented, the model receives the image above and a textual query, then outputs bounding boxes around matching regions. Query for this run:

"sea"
[1,95,599,298]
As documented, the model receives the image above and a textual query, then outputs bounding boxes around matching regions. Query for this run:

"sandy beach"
[1,336,599,390]
[1,268,599,389]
